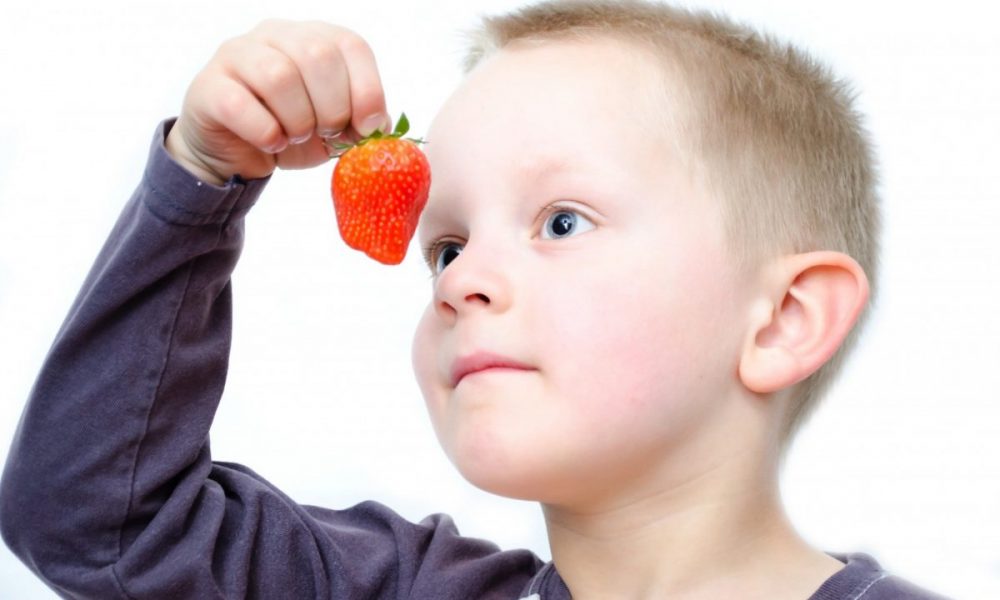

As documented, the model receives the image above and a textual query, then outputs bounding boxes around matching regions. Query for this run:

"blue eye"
[425,207,594,276]
[541,209,595,240]
[432,242,463,274]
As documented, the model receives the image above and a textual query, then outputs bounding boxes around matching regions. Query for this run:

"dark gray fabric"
[521,553,950,600]
[0,120,948,600]
[808,553,950,600]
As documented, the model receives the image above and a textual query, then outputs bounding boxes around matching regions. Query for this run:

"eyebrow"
[417,202,451,242]
[517,155,576,183]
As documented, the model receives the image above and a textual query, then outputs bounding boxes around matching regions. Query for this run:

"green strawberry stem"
[327,112,426,158]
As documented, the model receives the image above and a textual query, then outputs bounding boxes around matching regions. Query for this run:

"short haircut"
[462,0,881,452]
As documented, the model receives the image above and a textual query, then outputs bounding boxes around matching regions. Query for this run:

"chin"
[443,429,588,504]
[458,465,559,503]
[441,432,551,502]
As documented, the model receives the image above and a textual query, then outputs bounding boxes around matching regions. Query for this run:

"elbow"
[1,461,122,598]
[0,447,78,578]
[0,454,45,570]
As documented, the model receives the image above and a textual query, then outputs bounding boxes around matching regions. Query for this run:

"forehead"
[420,38,693,221]
[428,37,675,151]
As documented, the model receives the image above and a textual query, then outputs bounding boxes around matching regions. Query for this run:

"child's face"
[412,38,752,506]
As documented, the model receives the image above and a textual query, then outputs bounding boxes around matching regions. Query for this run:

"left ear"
[738,251,870,394]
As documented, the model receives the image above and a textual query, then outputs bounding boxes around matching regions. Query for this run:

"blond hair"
[462,0,881,451]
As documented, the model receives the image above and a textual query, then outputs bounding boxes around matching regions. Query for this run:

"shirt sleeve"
[0,120,542,600]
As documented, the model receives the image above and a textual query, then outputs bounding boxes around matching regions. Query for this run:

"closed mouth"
[450,352,535,387]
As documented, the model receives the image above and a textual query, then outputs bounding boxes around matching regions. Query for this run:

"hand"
[165,19,390,185]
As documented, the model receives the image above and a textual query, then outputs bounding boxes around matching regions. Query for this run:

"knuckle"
[215,36,245,61]
[215,87,249,122]
[301,39,339,67]
[257,56,298,91]
[335,31,373,59]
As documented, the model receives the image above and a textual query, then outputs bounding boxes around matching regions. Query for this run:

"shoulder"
[302,499,547,599]
[812,552,952,600]
[863,574,953,600]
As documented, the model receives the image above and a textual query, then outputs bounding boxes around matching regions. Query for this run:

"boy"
[0,1,948,598]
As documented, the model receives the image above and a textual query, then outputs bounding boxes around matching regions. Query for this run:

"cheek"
[412,304,445,418]
[534,250,736,429]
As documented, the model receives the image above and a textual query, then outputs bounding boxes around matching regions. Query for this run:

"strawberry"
[330,113,431,265]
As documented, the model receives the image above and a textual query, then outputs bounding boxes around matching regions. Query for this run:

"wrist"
[164,126,227,186]
[147,119,270,226]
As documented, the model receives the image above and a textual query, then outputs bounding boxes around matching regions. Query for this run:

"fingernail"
[318,128,343,139]
[290,132,312,144]
[264,138,288,154]
[359,113,387,137]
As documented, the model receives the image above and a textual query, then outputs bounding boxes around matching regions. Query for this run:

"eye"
[426,240,464,275]
[540,208,596,240]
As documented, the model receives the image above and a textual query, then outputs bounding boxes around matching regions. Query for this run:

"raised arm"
[0,21,541,600]
[1,117,267,597]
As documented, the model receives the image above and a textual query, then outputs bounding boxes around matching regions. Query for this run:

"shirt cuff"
[141,118,271,226]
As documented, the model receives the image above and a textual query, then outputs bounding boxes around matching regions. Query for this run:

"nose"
[432,241,511,323]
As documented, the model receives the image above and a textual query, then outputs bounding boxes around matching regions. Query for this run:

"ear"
[738,251,870,394]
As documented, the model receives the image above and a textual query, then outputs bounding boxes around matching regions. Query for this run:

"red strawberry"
[330,113,431,265]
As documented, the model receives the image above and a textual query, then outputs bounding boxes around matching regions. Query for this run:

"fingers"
[244,20,389,146]
[265,23,355,139]
[190,63,284,155]
[223,38,315,149]
[330,30,390,138]
[171,19,390,181]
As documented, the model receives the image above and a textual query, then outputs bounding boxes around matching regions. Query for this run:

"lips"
[450,352,535,387]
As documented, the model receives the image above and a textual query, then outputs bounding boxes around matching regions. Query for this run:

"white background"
[1,1,998,598]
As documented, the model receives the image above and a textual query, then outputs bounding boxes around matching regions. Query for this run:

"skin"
[168,21,869,600]
[412,39,865,599]
[413,38,750,506]
[166,19,391,185]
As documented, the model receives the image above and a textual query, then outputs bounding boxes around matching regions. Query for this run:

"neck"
[540,402,836,599]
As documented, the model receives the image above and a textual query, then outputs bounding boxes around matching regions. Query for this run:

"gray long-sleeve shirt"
[0,120,948,599]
